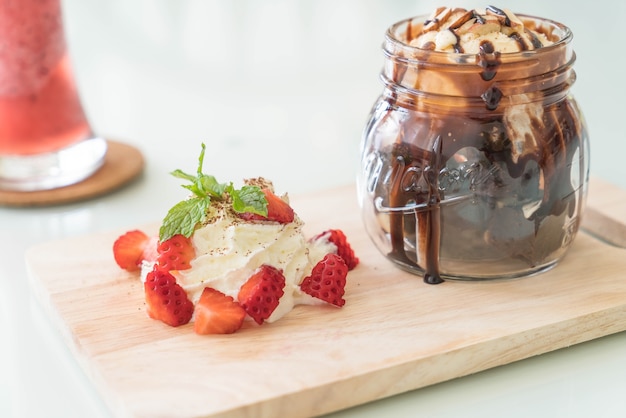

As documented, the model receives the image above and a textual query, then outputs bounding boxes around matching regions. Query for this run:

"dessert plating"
[113,144,359,334]
[359,6,589,283]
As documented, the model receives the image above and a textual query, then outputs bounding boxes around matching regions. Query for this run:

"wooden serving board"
[26,178,626,418]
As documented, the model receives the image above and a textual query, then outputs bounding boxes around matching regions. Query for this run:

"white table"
[2,1,625,417]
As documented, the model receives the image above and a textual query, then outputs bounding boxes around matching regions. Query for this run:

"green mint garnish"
[228,184,267,214]
[159,143,268,241]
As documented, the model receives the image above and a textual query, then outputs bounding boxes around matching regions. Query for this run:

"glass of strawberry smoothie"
[0,0,107,191]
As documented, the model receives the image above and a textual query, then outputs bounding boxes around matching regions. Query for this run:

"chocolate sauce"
[360,11,588,283]
[509,32,529,51]
[421,136,444,284]
[449,30,464,54]
[525,28,545,49]
[481,86,503,110]
[374,98,584,282]
[474,11,486,25]
[486,5,511,26]
[477,40,501,81]
[421,41,436,51]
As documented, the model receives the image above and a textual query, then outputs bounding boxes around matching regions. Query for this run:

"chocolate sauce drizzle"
[387,135,445,285]
[509,32,528,51]
[473,10,486,25]
[477,40,501,82]
[481,85,503,110]
[450,29,464,53]
[374,20,584,283]
[525,28,545,49]
[413,6,549,54]
[380,96,584,284]
[486,5,511,26]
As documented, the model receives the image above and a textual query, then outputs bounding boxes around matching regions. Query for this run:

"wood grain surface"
[25,177,626,418]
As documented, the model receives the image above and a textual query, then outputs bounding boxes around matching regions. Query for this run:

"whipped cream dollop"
[409,6,554,54]
[143,192,335,323]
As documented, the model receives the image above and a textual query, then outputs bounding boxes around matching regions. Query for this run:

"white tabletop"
[1,1,625,417]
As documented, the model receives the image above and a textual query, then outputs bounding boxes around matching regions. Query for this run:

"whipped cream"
[409,6,554,54]
[143,193,336,323]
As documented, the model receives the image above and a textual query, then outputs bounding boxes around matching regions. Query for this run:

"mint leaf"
[170,169,196,183]
[196,143,207,176]
[197,174,227,198]
[160,143,270,242]
[159,197,210,241]
[231,185,267,215]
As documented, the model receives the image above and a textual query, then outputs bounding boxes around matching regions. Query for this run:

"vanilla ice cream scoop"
[409,6,553,54]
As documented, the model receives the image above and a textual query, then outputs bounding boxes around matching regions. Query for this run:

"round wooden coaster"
[0,140,144,207]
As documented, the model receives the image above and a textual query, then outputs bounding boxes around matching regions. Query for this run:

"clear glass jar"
[358,14,589,283]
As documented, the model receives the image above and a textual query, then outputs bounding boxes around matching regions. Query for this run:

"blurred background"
[64,0,626,196]
[2,1,625,417]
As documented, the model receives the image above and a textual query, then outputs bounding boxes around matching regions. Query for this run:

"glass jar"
[358,14,589,283]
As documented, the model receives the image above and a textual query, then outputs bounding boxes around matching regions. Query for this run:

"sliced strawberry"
[157,234,195,271]
[237,264,286,325]
[240,188,295,224]
[311,229,359,270]
[194,288,246,335]
[144,267,194,327]
[113,230,151,272]
[300,253,348,307]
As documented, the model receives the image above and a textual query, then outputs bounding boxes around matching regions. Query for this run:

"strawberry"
[194,288,246,335]
[311,229,359,270]
[157,234,195,271]
[113,230,151,272]
[240,188,295,224]
[144,267,194,327]
[237,264,286,325]
[300,253,348,307]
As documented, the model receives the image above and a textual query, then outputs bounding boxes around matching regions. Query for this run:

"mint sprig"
[159,143,267,241]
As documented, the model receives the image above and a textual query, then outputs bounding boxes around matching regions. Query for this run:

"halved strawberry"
[300,253,348,307]
[237,264,286,325]
[311,229,359,270]
[113,230,151,272]
[157,234,195,271]
[239,188,295,224]
[144,267,194,327]
[194,288,246,335]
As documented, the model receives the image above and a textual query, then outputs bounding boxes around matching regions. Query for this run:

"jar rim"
[385,13,573,61]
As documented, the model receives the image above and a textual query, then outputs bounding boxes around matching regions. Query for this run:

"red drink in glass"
[0,0,106,191]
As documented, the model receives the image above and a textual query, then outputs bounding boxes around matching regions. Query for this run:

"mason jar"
[358,13,589,283]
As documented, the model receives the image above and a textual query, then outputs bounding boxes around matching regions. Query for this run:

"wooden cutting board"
[26,177,626,418]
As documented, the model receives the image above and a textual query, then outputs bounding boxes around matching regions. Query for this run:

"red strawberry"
[300,253,348,307]
[113,230,151,272]
[240,188,295,224]
[237,265,286,325]
[144,267,194,327]
[157,234,195,271]
[194,288,246,335]
[311,229,359,270]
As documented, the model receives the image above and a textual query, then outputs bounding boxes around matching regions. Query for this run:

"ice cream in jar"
[358,6,589,283]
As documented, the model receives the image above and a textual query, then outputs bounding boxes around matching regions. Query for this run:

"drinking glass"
[0,0,107,191]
